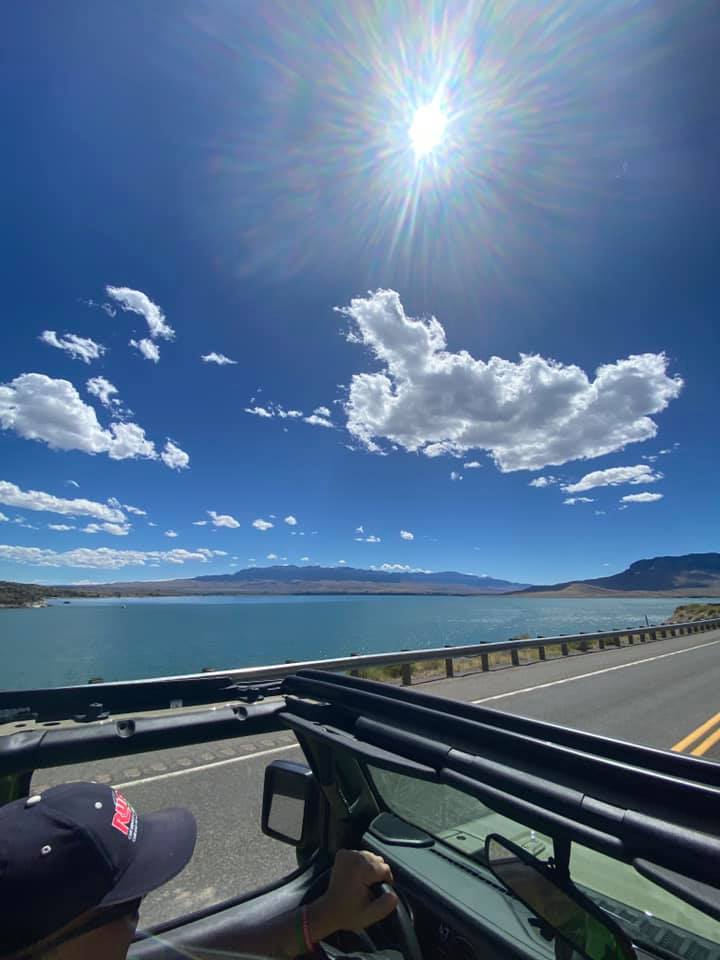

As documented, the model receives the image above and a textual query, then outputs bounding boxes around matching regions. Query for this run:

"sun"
[409,101,447,158]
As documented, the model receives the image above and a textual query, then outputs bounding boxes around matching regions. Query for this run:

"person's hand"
[313,849,399,935]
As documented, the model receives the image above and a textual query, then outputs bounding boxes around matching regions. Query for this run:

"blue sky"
[1,1,717,586]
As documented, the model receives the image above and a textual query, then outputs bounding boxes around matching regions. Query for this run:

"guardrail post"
[628,633,634,645]
[538,645,546,660]
[650,629,657,642]
[401,662,412,686]
[511,648,520,667]
[481,652,490,672]
[445,657,454,678]
[640,631,646,643]
[598,637,606,650]
[561,642,569,656]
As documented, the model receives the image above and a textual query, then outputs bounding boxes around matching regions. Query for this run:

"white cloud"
[267,553,278,560]
[123,504,146,516]
[528,476,559,488]
[245,406,273,418]
[641,454,658,463]
[356,525,364,534]
[161,440,190,471]
[620,492,664,504]
[563,497,595,505]
[130,338,160,363]
[284,515,298,526]
[40,331,106,364]
[400,530,414,540]
[304,414,333,428]
[337,560,347,564]
[339,290,683,472]
[463,461,482,469]
[355,534,381,543]
[563,464,662,494]
[48,523,75,531]
[66,480,80,488]
[83,522,131,536]
[86,376,119,409]
[147,522,158,527]
[313,406,331,418]
[192,520,208,526]
[212,550,228,557]
[0,480,126,523]
[595,510,606,516]
[0,545,221,569]
[208,510,240,529]
[106,286,174,340]
[0,374,162,464]
[253,518,274,531]
[370,563,431,573]
[164,529,178,538]
[450,471,463,481]
[0,512,8,522]
[202,352,237,365]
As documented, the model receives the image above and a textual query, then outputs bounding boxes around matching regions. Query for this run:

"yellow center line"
[691,726,720,758]
[671,710,720,753]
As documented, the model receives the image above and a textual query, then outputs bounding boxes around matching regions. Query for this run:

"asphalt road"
[29,627,720,927]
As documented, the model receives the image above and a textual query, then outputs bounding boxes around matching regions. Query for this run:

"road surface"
[29,627,720,927]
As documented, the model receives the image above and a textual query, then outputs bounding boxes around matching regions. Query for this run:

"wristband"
[302,905,314,953]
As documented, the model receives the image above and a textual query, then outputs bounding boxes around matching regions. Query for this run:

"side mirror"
[485,834,636,960]
[262,759,320,848]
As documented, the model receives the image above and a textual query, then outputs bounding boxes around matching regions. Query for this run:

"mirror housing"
[262,759,320,848]
[485,834,636,960]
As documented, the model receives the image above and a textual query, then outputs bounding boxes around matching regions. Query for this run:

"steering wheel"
[366,883,423,960]
[318,883,423,960]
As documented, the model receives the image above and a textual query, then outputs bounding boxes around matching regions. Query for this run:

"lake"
[1,594,711,691]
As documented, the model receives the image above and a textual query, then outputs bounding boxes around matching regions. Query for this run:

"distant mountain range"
[2,554,719,605]
[521,553,720,597]
[195,564,527,591]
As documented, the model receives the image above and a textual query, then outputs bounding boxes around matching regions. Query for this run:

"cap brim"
[100,807,197,907]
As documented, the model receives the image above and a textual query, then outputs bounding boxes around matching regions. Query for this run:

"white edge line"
[113,743,299,789]
[471,637,720,705]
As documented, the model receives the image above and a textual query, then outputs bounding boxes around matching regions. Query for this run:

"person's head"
[0,783,197,959]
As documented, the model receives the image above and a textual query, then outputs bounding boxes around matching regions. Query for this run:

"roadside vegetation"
[669,603,720,623]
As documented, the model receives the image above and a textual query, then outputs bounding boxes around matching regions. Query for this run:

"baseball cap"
[0,781,197,956]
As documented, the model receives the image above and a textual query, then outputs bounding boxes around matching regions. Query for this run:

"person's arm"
[235,849,399,958]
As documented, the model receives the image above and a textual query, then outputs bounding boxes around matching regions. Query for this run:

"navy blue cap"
[0,782,196,956]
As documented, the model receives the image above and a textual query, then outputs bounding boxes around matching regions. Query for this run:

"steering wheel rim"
[365,882,423,960]
[317,882,423,960]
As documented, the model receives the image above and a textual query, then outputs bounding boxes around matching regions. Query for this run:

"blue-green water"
[1,594,712,690]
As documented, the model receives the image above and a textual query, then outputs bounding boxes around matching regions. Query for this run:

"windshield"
[366,765,720,957]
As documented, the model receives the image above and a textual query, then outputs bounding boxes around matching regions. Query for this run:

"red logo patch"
[111,790,138,841]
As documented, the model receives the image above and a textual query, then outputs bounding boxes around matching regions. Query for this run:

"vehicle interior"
[1,669,719,960]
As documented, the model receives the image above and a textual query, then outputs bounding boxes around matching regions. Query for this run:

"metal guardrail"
[2,616,719,722]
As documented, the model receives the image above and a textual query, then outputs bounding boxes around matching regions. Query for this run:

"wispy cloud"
[463,461,482,469]
[563,497,595,505]
[0,545,224,569]
[355,534,381,542]
[339,290,683,470]
[160,440,190,471]
[0,480,126,523]
[86,376,121,410]
[563,465,662,494]
[83,522,131,536]
[66,480,80,488]
[284,515,298,526]
[106,286,174,340]
[40,331,106,364]
[130,338,160,363]
[208,510,240,529]
[253,518,274,531]
[400,529,414,540]
[450,471,463,481]
[202,352,237,366]
[48,523,75,531]
[528,476,559,488]
[620,491,664,504]
[164,529,178,538]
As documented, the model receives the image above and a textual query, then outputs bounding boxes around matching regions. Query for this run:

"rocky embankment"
[667,603,720,623]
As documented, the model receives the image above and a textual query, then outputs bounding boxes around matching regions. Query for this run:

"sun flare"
[409,101,447,158]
